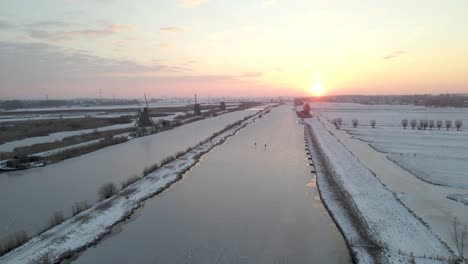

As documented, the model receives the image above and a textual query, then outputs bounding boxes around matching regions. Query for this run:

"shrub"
[352,119,358,128]
[160,155,176,166]
[402,119,408,129]
[0,230,29,256]
[121,175,141,189]
[143,164,159,176]
[98,182,118,201]
[46,211,65,230]
[72,201,90,216]
[455,120,463,131]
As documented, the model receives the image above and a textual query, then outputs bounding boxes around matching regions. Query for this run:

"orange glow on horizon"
[310,80,325,97]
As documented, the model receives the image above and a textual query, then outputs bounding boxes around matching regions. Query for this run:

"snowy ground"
[306,102,468,260]
[346,126,468,190]
[304,117,452,263]
[0,106,274,264]
[313,102,468,198]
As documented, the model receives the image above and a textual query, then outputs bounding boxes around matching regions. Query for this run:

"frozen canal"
[0,108,263,241]
[72,106,350,264]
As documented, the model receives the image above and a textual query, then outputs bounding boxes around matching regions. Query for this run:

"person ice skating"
[264,143,267,149]
[254,142,257,148]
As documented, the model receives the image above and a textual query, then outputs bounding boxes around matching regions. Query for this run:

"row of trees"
[332,118,376,129]
[332,117,463,131]
[401,119,463,131]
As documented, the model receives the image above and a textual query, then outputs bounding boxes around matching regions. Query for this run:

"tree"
[419,120,428,130]
[436,120,443,130]
[455,120,463,131]
[337,117,343,126]
[303,103,311,115]
[220,101,226,110]
[402,119,408,129]
[445,120,452,131]
[429,120,435,130]
[332,119,340,129]
[423,120,428,130]
[352,119,359,128]
[370,120,376,128]
[451,217,467,260]
[410,119,417,129]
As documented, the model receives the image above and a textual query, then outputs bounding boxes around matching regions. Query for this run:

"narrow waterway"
[0,108,262,241]
[72,105,351,263]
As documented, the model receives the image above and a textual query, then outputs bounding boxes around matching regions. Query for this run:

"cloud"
[178,0,208,8]
[24,20,70,28]
[382,50,406,60]
[27,24,134,41]
[238,72,263,78]
[0,41,185,85]
[159,27,184,33]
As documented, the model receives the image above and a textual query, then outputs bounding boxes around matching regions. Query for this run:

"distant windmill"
[135,94,154,127]
[193,94,202,115]
[220,97,226,110]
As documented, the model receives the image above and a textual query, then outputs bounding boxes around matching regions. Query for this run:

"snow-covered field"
[347,127,468,190]
[0,106,273,264]
[305,118,451,263]
[313,102,468,193]
[306,102,468,261]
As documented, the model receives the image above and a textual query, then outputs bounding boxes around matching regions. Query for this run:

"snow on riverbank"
[0,106,274,264]
[446,194,468,206]
[304,118,452,263]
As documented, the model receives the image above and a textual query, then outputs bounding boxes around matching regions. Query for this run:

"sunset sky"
[1,0,467,99]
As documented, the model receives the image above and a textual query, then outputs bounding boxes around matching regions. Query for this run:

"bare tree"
[352,119,359,128]
[303,103,311,115]
[419,120,428,130]
[370,119,376,128]
[410,119,417,129]
[455,120,463,131]
[337,117,343,126]
[451,217,467,260]
[429,120,435,130]
[332,119,340,129]
[436,120,443,130]
[402,119,408,129]
[446,120,453,131]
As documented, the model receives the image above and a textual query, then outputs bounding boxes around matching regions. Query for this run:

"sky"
[0,0,467,99]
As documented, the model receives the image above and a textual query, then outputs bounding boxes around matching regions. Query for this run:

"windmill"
[135,94,154,127]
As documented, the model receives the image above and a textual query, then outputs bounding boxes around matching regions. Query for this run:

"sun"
[310,80,325,96]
